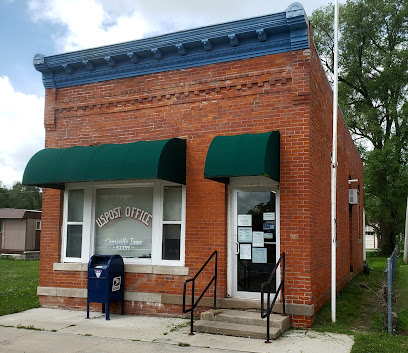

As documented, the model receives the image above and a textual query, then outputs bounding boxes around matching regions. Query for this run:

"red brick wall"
[39,45,363,327]
[309,39,364,318]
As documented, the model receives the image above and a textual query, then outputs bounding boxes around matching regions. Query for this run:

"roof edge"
[34,3,309,89]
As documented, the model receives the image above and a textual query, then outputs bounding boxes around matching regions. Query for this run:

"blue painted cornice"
[34,2,309,89]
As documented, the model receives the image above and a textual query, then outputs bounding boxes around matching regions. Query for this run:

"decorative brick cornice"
[34,3,309,89]
[52,69,293,118]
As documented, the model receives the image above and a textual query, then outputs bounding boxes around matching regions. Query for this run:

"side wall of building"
[3,219,26,250]
[309,40,364,316]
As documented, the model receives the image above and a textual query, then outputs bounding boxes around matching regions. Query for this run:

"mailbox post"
[87,254,125,320]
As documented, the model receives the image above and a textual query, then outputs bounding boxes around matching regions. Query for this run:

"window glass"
[94,187,153,259]
[162,224,181,260]
[68,189,84,222]
[163,186,182,221]
[66,225,82,258]
[66,189,84,259]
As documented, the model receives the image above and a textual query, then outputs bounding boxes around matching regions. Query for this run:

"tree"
[0,182,42,210]
[310,0,408,254]
[0,183,10,208]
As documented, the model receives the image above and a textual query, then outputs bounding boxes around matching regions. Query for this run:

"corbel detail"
[127,52,139,64]
[62,64,74,75]
[176,44,187,56]
[202,39,212,51]
[33,53,55,88]
[228,34,239,47]
[105,56,116,67]
[256,29,267,42]
[151,48,163,60]
[286,2,305,19]
[83,60,95,71]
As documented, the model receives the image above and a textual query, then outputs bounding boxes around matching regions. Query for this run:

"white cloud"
[0,76,44,187]
[27,0,326,53]
[28,0,149,52]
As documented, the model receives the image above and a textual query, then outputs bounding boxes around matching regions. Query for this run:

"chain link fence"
[386,246,398,333]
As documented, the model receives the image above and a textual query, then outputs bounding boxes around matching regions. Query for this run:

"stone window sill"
[53,262,189,276]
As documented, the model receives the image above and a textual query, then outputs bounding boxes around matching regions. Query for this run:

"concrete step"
[195,309,290,340]
[194,319,281,340]
[201,309,290,331]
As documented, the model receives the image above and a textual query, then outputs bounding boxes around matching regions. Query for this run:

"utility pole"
[331,0,339,323]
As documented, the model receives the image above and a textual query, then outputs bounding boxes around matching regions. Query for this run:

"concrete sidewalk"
[0,308,354,353]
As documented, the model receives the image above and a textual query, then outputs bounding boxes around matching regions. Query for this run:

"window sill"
[53,262,189,276]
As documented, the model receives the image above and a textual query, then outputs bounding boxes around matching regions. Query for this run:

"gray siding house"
[0,209,41,256]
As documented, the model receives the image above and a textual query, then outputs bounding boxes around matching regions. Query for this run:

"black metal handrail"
[183,250,218,335]
[261,252,286,343]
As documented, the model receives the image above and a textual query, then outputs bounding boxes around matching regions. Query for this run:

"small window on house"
[35,220,41,230]
[162,186,182,260]
[66,189,84,258]
[0,219,3,233]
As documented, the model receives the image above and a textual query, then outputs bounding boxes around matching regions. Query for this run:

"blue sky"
[0,0,337,187]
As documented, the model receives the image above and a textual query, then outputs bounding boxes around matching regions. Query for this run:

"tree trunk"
[379,221,396,255]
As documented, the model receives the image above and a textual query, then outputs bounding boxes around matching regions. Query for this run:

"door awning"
[204,131,280,184]
[22,138,186,189]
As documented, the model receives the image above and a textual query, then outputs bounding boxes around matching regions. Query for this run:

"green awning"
[204,131,279,183]
[23,138,186,189]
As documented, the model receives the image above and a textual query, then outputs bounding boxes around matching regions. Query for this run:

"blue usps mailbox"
[87,254,124,320]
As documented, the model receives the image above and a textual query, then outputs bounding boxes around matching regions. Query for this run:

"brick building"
[23,3,363,327]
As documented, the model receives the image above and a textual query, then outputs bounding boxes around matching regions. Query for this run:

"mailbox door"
[88,268,109,302]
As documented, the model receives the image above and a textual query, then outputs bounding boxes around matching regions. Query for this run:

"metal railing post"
[387,257,392,334]
[261,252,286,343]
[266,283,271,343]
[214,251,218,309]
[182,250,218,336]
[190,281,195,335]
[282,253,286,315]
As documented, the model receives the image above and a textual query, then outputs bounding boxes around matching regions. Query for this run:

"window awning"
[22,138,186,189]
[204,131,280,183]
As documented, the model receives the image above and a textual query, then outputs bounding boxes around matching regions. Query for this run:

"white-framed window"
[35,220,41,231]
[160,186,185,263]
[61,181,185,266]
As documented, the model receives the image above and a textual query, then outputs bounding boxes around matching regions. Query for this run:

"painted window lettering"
[95,206,152,228]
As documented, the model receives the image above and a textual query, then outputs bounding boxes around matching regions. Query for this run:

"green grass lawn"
[395,258,408,333]
[0,259,39,316]
[313,253,408,353]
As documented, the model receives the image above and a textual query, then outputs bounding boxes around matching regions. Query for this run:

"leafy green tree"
[311,0,408,254]
[0,182,42,210]
[0,183,10,208]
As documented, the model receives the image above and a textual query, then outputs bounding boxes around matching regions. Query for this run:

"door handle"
[235,241,240,255]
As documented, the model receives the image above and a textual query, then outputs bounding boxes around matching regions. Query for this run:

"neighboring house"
[23,3,363,328]
[365,226,379,250]
[0,208,41,253]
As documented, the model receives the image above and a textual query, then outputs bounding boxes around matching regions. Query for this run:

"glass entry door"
[233,190,277,297]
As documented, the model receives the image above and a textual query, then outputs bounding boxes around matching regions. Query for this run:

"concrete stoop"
[194,309,290,340]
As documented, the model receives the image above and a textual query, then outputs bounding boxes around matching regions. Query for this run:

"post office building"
[23,3,364,328]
